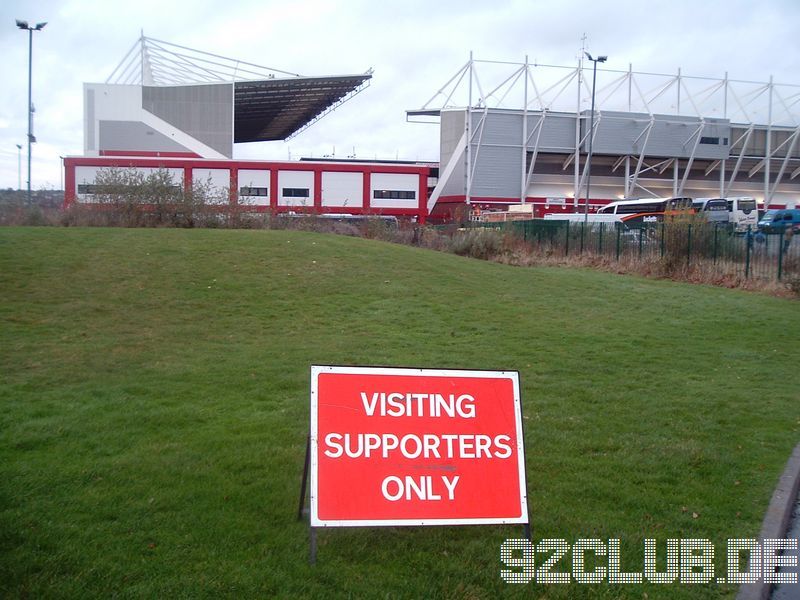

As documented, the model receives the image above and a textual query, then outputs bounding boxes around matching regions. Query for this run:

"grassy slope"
[0,227,798,599]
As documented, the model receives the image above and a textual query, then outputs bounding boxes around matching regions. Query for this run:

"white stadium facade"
[64,40,800,222]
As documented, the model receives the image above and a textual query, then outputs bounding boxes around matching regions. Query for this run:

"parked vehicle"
[692,198,730,223]
[594,197,693,224]
[757,208,800,234]
[726,197,759,232]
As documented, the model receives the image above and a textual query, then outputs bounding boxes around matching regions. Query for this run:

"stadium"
[64,36,800,224]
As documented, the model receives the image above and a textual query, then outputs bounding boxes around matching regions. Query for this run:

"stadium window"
[76,184,114,195]
[78,183,180,195]
[700,136,720,145]
[240,186,268,197]
[282,188,309,198]
[373,189,416,200]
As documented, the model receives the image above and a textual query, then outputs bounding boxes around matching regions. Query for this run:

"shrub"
[448,228,506,260]
[75,167,231,228]
[787,277,800,298]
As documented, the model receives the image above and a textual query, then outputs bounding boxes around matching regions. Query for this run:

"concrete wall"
[99,121,189,154]
[322,172,363,208]
[238,169,270,206]
[83,83,229,159]
[143,84,233,157]
[192,168,230,204]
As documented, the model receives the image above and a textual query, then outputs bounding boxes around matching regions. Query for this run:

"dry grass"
[3,200,796,298]
[491,248,797,298]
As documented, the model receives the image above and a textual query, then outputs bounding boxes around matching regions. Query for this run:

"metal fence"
[473,220,800,282]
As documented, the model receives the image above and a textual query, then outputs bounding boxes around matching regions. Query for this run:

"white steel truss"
[414,55,800,208]
[107,33,303,85]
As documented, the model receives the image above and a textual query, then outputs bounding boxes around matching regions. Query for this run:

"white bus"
[595,197,694,224]
[726,197,758,232]
[692,198,731,223]
[543,197,693,226]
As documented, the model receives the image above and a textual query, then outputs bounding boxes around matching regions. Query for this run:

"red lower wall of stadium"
[64,156,432,223]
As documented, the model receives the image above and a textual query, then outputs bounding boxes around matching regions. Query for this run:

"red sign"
[310,366,528,527]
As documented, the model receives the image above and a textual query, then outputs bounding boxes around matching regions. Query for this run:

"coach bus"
[725,196,759,232]
[594,197,694,224]
[692,198,731,223]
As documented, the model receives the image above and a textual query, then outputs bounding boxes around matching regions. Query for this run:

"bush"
[74,167,232,228]
[787,276,800,298]
[448,228,506,260]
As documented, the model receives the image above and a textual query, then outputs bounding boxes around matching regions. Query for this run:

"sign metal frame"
[308,364,530,529]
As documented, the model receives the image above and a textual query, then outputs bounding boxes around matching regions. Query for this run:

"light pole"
[16,19,47,207]
[583,52,606,224]
[16,144,22,190]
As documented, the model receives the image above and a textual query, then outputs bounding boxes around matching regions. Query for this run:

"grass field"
[1,227,798,599]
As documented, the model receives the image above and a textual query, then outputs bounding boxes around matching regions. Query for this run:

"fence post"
[565,221,570,257]
[713,224,719,264]
[616,223,621,261]
[638,227,644,258]
[777,229,785,281]
[745,226,752,278]
[686,224,692,268]
[580,221,585,255]
[660,223,665,258]
[598,223,604,255]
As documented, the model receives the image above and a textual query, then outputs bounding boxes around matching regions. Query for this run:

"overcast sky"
[1,0,799,190]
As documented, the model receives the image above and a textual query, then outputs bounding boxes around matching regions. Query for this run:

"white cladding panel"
[370,172,419,208]
[84,84,142,156]
[238,169,270,206]
[74,165,183,202]
[278,170,315,207]
[192,168,231,204]
[322,172,363,207]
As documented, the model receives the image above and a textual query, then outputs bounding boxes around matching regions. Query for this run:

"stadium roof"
[108,35,372,141]
[234,74,372,142]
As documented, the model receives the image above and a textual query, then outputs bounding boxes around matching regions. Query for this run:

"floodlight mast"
[16,19,47,207]
[16,144,22,190]
[583,52,607,224]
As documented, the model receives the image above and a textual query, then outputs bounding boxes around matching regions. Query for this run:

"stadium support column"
[521,56,528,204]
[230,169,238,209]
[184,168,192,199]
[270,170,279,213]
[721,72,728,197]
[363,170,371,213]
[573,57,582,209]
[63,159,75,208]
[765,76,773,209]
[674,68,681,197]
[418,168,427,224]
[313,167,322,214]
[625,63,632,198]
[465,51,473,207]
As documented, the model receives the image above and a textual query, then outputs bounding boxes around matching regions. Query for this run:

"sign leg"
[297,434,310,521]
[309,527,317,565]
